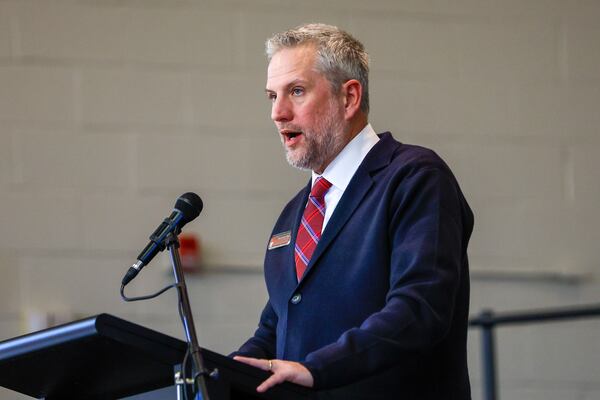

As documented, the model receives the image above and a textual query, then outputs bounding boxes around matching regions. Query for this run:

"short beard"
[284,103,348,173]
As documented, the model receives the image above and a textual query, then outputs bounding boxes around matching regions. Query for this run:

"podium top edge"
[0,314,102,361]
[0,313,186,362]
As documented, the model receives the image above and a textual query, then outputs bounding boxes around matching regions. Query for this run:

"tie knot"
[311,177,332,198]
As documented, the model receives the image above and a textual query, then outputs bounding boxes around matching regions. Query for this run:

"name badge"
[268,231,291,250]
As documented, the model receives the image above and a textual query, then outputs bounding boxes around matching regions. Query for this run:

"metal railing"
[469,303,600,400]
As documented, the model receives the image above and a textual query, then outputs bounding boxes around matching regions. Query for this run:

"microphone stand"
[165,231,212,400]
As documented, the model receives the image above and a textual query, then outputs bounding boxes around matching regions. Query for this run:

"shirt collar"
[311,123,380,191]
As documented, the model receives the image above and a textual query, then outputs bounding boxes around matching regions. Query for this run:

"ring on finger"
[268,359,273,371]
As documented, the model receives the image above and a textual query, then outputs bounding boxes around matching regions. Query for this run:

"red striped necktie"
[294,177,332,281]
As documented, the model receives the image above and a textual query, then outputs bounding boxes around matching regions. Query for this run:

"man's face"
[266,45,349,173]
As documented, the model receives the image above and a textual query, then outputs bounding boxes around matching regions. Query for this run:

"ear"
[341,79,363,120]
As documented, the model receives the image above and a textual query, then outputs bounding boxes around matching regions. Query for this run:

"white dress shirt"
[311,123,380,230]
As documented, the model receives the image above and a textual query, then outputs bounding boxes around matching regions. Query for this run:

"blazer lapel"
[299,133,400,283]
[309,168,372,268]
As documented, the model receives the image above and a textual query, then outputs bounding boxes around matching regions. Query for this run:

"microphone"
[122,192,203,286]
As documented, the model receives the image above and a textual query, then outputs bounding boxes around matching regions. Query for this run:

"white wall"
[1,1,599,399]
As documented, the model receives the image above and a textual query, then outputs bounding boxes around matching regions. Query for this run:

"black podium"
[0,314,314,399]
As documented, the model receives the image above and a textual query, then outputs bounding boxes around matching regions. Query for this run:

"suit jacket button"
[290,293,302,304]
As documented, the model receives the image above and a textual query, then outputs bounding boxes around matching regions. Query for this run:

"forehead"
[266,45,322,89]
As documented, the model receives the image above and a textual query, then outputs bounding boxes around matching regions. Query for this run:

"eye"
[292,87,304,96]
[266,92,277,102]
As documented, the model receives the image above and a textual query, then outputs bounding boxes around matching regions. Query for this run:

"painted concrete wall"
[1,1,599,399]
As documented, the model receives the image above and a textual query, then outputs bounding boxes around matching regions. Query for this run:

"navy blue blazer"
[236,133,473,399]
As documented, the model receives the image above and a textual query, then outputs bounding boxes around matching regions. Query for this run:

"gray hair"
[266,23,370,114]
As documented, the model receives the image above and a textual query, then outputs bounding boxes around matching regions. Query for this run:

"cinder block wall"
[1,1,599,399]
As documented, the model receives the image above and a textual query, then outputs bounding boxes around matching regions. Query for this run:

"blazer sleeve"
[302,165,472,389]
[231,300,278,359]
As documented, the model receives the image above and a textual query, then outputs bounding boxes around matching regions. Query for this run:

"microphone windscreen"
[174,192,203,225]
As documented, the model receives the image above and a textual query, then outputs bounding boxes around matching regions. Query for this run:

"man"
[233,23,473,400]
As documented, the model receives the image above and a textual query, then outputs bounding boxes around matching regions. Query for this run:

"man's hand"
[233,355,314,393]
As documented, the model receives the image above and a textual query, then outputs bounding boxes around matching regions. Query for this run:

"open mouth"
[281,130,303,144]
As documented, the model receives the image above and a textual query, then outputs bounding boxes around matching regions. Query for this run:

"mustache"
[277,124,303,133]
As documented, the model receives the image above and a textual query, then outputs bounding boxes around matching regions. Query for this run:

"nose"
[271,96,292,123]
